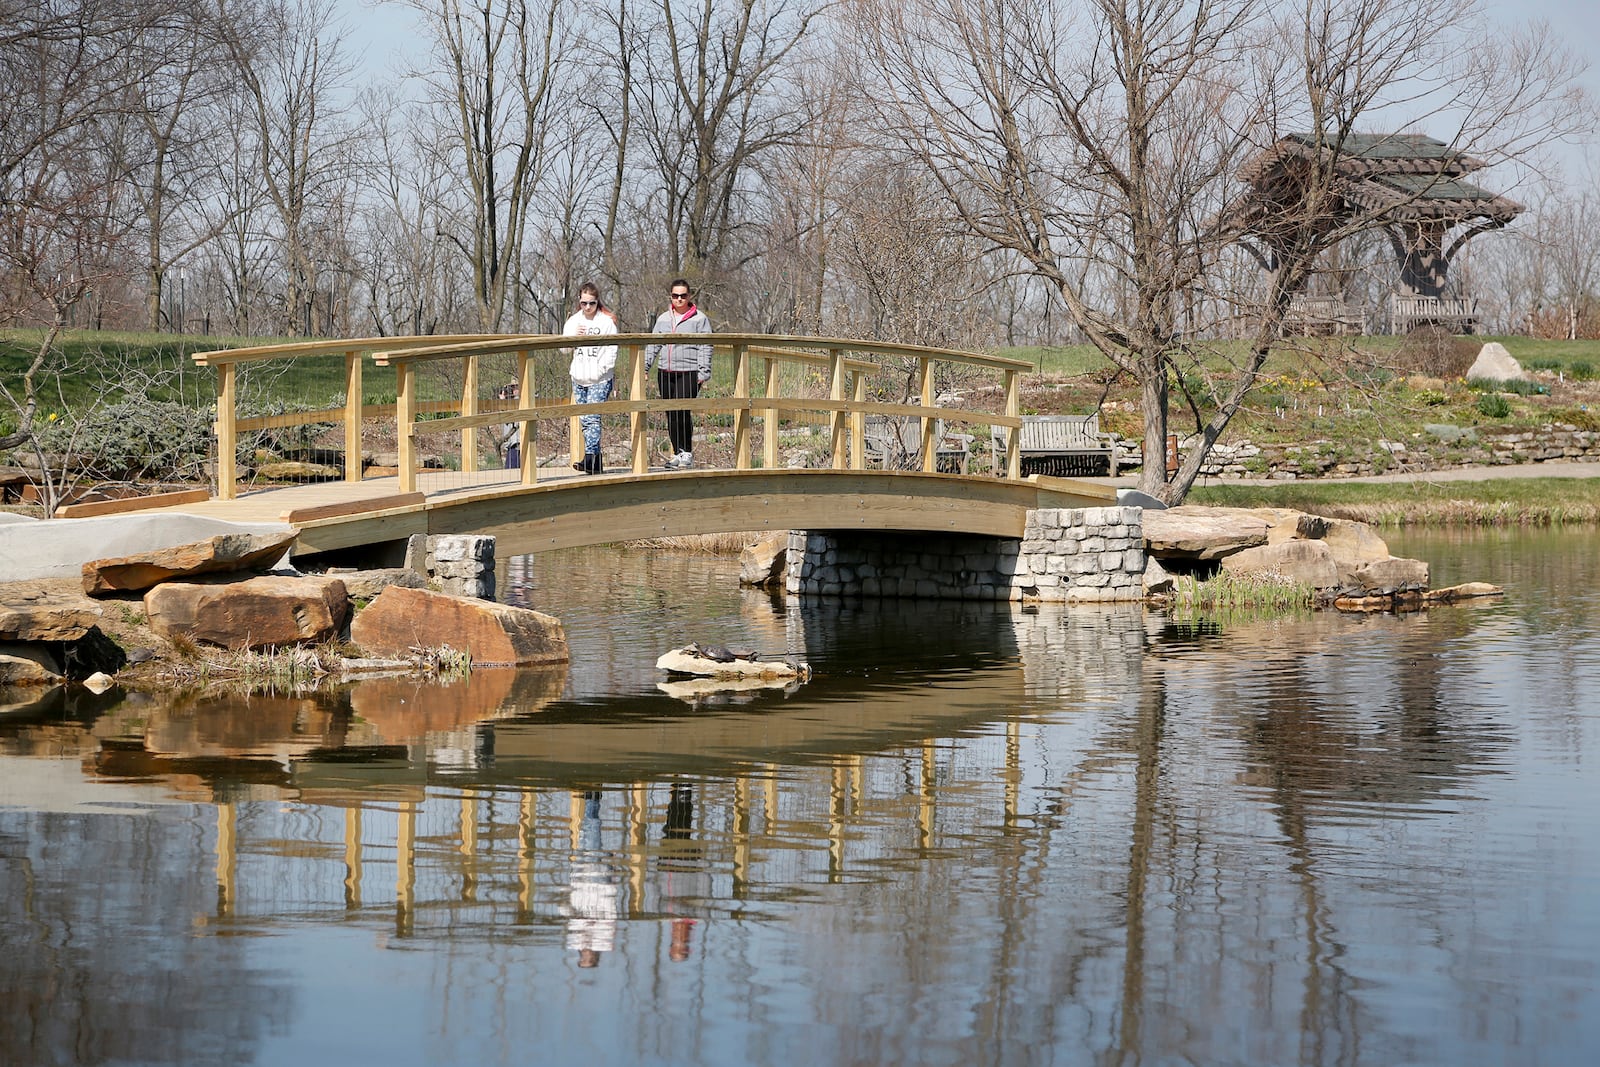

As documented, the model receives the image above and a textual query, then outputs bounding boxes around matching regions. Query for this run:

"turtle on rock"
[682,642,755,663]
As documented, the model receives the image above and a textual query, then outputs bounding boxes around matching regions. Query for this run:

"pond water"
[2,528,1598,1066]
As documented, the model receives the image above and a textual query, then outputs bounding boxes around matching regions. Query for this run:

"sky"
[335,1,1600,82]
[332,0,1600,177]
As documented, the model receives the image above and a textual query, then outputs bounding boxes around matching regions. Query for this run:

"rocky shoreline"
[2,504,1504,696]
[1,531,569,693]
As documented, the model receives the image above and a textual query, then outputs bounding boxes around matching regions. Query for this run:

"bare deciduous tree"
[216,0,355,335]
[629,0,825,294]
[851,0,1588,500]
[405,0,565,331]
[1,0,158,484]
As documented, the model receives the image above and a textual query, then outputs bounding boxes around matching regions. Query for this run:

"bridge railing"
[371,334,1031,494]
[192,335,510,500]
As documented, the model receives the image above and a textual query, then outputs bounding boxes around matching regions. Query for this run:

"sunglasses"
[670,292,691,300]
[578,299,597,307]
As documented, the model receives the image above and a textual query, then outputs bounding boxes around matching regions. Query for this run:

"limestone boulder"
[83,531,296,596]
[1353,556,1429,594]
[1320,518,1391,574]
[1252,508,1331,544]
[1141,555,1175,596]
[655,647,807,680]
[326,567,431,601]
[1142,506,1268,560]
[255,460,340,481]
[0,644,62,684]
[350,586,568,666]
[145,575,349,650]
[1466,342,1530,383]
[1116,488,1168,510]
[1219,539,1341,589]
[1425,582,1503,601]
[0,601,102,641]
[739,533,788,587]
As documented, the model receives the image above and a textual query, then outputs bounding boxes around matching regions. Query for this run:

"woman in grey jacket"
[644,278,712,468]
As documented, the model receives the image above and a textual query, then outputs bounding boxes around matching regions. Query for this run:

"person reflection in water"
[662,782,701,963]
[563,790,621,969]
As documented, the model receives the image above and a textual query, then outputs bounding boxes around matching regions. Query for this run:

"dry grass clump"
[1391,326,1480,378]
[160,639,342,690]
[1311,498,1600,527]
[622,531,762,555]
[1191,478,1600,527]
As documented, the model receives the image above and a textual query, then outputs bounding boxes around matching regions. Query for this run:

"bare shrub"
[1392,327,1479,378]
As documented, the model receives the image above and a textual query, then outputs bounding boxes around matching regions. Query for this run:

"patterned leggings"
[573,377,613,453]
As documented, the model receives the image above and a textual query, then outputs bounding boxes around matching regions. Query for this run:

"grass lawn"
[7,330,1600,496]
[1001,335,1600,380]
[1190,477,1600,525]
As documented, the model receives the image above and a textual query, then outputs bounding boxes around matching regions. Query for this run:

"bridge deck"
[138,465,1117,560]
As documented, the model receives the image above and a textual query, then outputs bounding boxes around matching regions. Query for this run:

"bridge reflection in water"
[0,554,1538,1064]
[6,598,1147,949]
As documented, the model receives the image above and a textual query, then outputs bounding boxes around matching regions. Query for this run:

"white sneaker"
[673,451,693,469]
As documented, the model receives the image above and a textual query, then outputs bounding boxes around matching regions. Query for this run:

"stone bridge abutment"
[784,506,1146,603]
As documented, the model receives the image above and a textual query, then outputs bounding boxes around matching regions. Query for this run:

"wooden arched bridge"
[145,334,1113,559]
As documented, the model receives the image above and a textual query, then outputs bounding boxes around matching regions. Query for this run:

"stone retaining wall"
[784,506,1145,603]
[1114,425,1600,480]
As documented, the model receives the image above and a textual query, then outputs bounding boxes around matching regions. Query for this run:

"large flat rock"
[1219,539,1341,588]
[350,586,569,667]
[83,531,296,595]
[656,647,807,679]
[145,575,349,650]
[1142,506,1269,560]
[1,513,293,581]
[738,533,787,587]
[0,601,102,641]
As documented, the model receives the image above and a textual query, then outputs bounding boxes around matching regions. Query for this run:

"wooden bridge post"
[1003,368,1022,479]
[343,349,363,483]
[733,343,751,468]
[628,783,648,919]
[828,348,847,469]
[918,356,938,473]
[761,355,780,470]
[733,774,751,898]
[214,361,237,500]
[460,353,479,475]
[396,360,417,494]
[517,348,536,485]
[626,345,648,474]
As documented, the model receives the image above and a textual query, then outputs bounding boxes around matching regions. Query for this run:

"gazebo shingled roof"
[1239,132,1523,225]
[1238,132,1523,308]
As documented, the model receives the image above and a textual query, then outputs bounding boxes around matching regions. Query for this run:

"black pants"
[657,369,700,454]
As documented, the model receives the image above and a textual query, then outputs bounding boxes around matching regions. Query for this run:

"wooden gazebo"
[1238,133,1523,332]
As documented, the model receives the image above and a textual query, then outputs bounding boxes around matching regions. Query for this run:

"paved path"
[1089,460,1600,490]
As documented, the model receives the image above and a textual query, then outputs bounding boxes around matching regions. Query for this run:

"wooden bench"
[991,414,1118,477]
[863,415,973,474]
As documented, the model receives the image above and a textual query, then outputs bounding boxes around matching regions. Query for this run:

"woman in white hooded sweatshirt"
[563,282,619,474]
